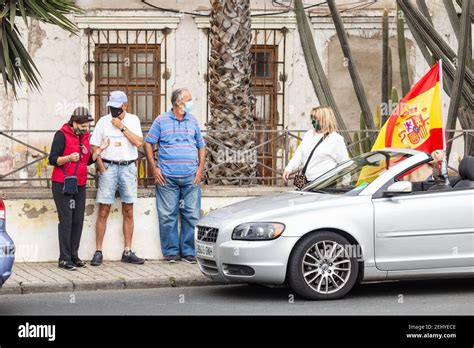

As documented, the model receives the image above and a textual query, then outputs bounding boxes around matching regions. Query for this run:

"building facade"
[0,0,466,262]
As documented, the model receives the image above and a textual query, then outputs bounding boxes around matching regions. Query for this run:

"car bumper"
[0,256,14,287]
[0,270,12,287]
[0,230,15,288]
[197,236,299,284]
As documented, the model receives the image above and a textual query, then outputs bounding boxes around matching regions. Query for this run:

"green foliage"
[0,0,83,95]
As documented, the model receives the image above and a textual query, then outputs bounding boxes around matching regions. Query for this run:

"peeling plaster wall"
[173,15,205,125]
[286,29,318,131]
[327,35,415,130]
[7,195,254,262]
[0,18,83,184]
[0,88,15,176]
[27,19,47,57]
[24,21,83,137]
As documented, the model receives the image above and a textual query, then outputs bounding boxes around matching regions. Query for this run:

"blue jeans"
[156,174,201,257]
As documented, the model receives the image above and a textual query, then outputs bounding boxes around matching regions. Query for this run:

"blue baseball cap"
[106,90,128,108]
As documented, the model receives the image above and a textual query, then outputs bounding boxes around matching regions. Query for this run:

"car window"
[303,151,411,194]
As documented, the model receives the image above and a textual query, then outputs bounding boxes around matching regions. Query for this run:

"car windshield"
[302,151,412,194]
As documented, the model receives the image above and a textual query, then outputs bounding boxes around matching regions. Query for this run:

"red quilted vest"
[51,123,91,186]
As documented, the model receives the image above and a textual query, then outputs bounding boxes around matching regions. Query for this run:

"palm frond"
[21,0,83,33]
[0,0,82,95]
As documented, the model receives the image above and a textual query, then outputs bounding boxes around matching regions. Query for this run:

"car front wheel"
[288,231,359,300]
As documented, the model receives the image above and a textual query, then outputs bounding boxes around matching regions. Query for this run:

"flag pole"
[439,59,447,150]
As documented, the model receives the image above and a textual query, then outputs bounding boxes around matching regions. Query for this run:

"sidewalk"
[0,260,216,295]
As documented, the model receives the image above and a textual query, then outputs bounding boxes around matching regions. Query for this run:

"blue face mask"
[184,100,193,113]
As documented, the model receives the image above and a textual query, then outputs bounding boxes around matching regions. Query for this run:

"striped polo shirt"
[145,109,206,178]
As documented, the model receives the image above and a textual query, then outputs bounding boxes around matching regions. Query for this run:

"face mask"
[74,127,87,136]
[110,106,123,118]
[311,118,321,131]
[184,100,193,113]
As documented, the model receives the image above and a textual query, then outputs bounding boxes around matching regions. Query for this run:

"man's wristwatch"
[120,126,127,133]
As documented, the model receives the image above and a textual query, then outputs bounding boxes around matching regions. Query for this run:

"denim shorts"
[96,162,137,204]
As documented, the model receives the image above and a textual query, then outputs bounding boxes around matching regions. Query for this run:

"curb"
[73,279,125,292]
[0,283,22,295]
[22,282,73,294]
[0,275,223,295]
[124,277,169,289]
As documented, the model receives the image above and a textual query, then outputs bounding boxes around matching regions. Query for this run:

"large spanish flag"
[355,62,444,186]
[372,62,445,152]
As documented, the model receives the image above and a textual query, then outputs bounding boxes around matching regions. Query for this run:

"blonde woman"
[283,106,349,183]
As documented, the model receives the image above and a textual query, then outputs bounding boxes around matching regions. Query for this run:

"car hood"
[199,191,345,225]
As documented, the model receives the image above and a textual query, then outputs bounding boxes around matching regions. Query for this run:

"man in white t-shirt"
[89,90,145,266]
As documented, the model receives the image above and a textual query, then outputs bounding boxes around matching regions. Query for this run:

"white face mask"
[184,100,193,113]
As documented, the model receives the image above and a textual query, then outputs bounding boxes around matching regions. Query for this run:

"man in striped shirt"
[144,88,206,264]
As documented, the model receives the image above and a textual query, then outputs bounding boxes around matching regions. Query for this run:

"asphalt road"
[0,278,473,315]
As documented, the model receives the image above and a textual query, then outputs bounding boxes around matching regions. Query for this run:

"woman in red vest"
[49,107,109,270]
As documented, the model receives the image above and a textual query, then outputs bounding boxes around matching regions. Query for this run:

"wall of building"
[4,186,291,262]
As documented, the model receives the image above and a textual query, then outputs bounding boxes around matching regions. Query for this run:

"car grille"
[197,226,219,243]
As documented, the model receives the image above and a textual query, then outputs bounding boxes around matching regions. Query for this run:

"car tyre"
[288,231,359,300]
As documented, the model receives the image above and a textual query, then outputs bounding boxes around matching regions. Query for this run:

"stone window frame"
[74,11,181,127]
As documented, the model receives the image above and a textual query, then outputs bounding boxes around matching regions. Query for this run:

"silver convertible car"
[195,148,474,300]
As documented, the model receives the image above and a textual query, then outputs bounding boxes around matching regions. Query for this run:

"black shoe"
[121,250,145,264]
[181,255,197,264]
[164,255,181,264]
[90,250,103,266]
[58,260,77,271]
[72,258,87,268]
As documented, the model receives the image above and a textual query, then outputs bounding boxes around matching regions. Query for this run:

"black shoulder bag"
[60,147,81,195]
[293,135,326,190]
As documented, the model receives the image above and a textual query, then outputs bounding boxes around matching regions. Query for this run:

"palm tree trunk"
[206,0,257,185]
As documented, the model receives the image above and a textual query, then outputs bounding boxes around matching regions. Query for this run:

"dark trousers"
[52,182,86,261]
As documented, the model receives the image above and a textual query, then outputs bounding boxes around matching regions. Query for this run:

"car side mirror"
[383,181,412,197]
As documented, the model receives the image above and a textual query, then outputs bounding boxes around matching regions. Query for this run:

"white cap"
[106,90,128,108]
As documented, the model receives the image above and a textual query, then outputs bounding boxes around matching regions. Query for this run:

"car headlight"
[232,222,285,241]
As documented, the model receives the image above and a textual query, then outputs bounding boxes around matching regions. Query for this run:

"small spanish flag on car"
[372,61,445,153]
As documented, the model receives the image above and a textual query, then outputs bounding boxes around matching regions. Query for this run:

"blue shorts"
[96,162,137,204]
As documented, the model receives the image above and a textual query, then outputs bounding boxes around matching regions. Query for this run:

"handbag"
[60,147,81,195]
[293,134,326,189]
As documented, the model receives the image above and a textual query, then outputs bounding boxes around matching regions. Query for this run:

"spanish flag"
[372,61,445,152]
[356,62,444,186]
